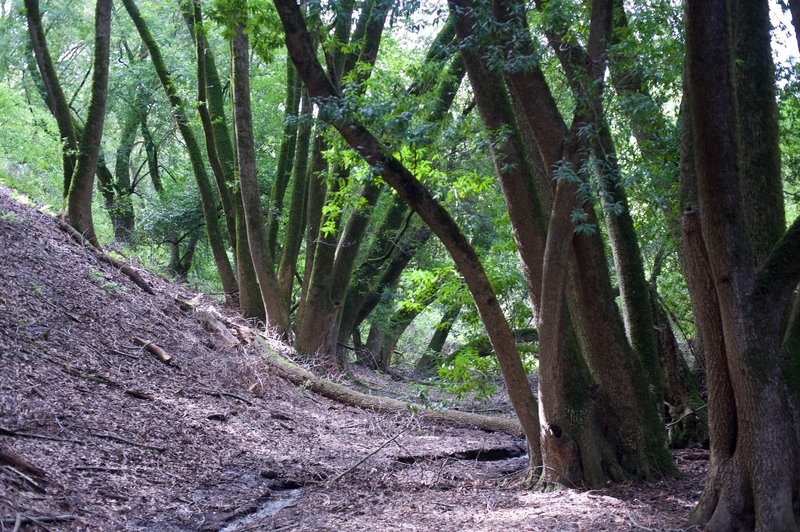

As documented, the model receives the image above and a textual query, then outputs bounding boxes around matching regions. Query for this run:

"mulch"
[0,185,705,531]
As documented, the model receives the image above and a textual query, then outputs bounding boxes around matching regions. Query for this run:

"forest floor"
[0,184,706,531]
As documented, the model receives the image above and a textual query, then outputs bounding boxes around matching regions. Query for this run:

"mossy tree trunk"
[187,1,263,319]
[451,0,674,485]
[230,11,289,335]
[65,0,113,248]
[684,1,800,528]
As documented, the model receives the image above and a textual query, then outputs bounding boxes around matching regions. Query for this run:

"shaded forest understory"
[0,185,705,530]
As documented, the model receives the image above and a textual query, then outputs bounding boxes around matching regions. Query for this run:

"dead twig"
[197,387,254,406]
[1,466,45,493]
[666,404,708,429]
[89,432,166,453]
[331,427,409,483]
[0,515,77,527]
[0,427,83,445]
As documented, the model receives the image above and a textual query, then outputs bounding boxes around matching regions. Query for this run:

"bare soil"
[0,185,705,531]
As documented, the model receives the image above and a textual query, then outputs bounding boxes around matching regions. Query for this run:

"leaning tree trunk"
[274,0,543,470]
[24,0,78,199]
[65,0,113,248]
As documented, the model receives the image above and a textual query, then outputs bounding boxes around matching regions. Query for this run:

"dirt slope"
[0,185,704,531]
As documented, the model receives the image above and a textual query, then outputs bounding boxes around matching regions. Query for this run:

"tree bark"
[231,16,290,335]
[65,0,113,248]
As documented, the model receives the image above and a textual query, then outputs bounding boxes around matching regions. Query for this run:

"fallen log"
[133,337,172,365]
[256,337,523,436]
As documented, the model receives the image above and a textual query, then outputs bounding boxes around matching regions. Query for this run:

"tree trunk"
[123,0,238,299]
[415,304,460,376]
[266,57,301,256]
[186,1,262,318]
[184,1,237,250]
[231,16,289,335]
[24,0,78,199]
[65,0,113,248]
[274,0,543,469]
[685,1,800,528]
[277,89,312,302]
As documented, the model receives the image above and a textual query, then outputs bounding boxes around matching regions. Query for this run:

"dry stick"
[0,515,77,526]
[133,337,173,365]
[0,449,46,478]
[665,403,708,428]
[1,466,45,493]
[330,427,409,483]
[197,388,254,406]
[89,432,166,453]
[0,427,83,445]
[57,219,155,294]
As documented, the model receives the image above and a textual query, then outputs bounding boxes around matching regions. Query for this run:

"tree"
[684,0,800,529]
[273,0,543,471]
[122,0,238,299]
[230,0,290,335]
[449,0,673,485]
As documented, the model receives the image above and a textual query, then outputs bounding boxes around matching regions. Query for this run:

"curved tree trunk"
[274,0,543,469]
[65,0,113,247]
[24,0,78,199]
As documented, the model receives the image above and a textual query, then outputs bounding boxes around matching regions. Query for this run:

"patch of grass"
[30,282,45,296]
[1,210,18,224]
[88,269,128,294]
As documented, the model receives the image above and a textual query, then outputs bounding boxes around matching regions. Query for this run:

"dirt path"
[0,186,704,530]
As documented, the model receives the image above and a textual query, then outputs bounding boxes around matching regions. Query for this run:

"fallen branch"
[1,465,46,493]
[256,337,523,436]
[57,219,154,294]
[0,515,77,526]
[331,428,409,483]
[133,337,173,365]
[197,308,240,346]
[0,449,46,479]
[89,432,166,453]
[0,427,83,445]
